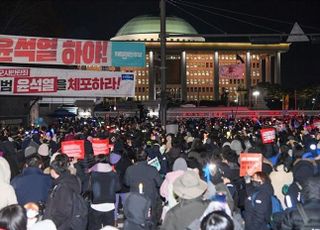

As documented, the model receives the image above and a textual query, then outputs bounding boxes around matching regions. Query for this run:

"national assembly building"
[110,15,290,106]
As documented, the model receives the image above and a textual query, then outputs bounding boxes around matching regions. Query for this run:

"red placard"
[61,140,85,159]
[260,128,276,144]
[239,153,262,177]
[92,139,110,156]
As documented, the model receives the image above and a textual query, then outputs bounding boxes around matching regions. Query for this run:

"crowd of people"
[0,114,320,230]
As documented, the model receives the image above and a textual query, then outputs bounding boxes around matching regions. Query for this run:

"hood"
[89,163,113,173]
[230,140,243,155]
[55,172,80,194]
[293,160,315,184]
[0,157,11,184]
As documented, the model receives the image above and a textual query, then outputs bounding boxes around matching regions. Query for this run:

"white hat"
[38,144,49,157]
[173,171,207,200]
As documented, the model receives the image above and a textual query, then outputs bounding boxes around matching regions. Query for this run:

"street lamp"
[252,90,260,105]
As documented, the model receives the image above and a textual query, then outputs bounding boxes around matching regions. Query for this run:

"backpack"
[297,203,320,230]
[251,192,283,214]
[251,191,283,228]
[70,191,88,230]
[124,192,153,229]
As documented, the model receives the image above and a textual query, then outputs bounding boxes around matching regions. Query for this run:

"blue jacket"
[11,167,52,205]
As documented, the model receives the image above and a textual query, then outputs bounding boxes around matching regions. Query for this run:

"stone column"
[180,51,187,102]
[265,56,272,83]
[214,51,219,101]
[274,52,281,85]
[246,51,252,106]
[148,51,156,101]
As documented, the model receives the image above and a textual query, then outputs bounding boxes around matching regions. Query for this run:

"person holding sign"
[244,172,274,230]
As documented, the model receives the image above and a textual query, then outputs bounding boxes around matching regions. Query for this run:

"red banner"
[239,153,263,177]
[92,139,110,156]
[219,63,244,79]
[61,140,85,159]
[260,128,276,144]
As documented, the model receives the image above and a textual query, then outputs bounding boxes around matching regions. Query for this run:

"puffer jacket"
[0,157,17,209]
[244,182,274,230]
[43,172,81,230]
[281,199,320,229]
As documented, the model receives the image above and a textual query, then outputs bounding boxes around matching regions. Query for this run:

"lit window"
[138,79,141,84]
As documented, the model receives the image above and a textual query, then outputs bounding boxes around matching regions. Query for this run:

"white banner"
[0,66,135,97]
[0,34,145,67]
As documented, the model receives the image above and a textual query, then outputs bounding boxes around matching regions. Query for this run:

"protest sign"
[239,153,263,177]
[260,128,276,144]
[61,140,85,159]
[92,139,110,156]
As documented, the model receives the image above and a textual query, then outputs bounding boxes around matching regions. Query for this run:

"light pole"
[159,0,167,129]
[252,90,260,106]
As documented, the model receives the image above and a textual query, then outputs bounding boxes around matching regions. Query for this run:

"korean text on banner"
[239,153,263,177]
[61,140,85,159]
[92,139,110,156]
[111,42,145,67]
[0,34,145,67]
[0,66,135,97]
[260,128,276,144]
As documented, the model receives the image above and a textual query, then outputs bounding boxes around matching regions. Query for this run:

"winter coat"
[160,170,185,207]
[124,161,162,204]
[281,199,320,229]
[90,163,121,204]
[11,167,52,205]
[114,154,132,193]
[244,182,274,230]
[161,197,210,230]
[0,157,17,209]
[43,172,81,230]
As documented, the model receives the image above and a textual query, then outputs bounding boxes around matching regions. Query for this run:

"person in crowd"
[244,171,274,230]
[124,149,163,225]
[88,154,121,230]
[43,154,81,229]
[200,210,234,230]
[269,146,293,208]
[123,192,153,230]
[112,151,132,226]
[160,157,188,208]
[161,170,210,230]
[281,176,320,229]
[11,156,52,206]
[0,157,17,210]
[0,204,27,230]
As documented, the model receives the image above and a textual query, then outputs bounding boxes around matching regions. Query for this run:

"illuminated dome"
[111,15,205,42]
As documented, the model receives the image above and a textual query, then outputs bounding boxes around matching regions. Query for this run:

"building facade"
[111,15,290,105]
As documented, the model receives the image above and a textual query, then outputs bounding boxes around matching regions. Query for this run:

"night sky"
[0,0,319,89]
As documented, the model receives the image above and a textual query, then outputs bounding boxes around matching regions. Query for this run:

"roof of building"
[111,15,205,42]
